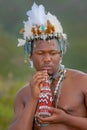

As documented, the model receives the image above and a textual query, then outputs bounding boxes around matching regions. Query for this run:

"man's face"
[30,39,62,75]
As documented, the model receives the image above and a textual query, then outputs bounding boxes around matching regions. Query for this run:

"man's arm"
[9,87,38,130]
[65,113,87,130]
[9,70,48,130]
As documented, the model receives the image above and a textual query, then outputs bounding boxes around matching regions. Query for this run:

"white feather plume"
[17,39,26,47]
[26,2,46,25]
[62,33,67,40]
[46,12,63,33]
[23,18,32,39]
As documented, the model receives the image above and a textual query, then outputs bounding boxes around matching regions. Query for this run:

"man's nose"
[43,53,51,62]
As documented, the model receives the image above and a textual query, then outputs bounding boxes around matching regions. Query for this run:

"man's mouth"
[41,65,52,70]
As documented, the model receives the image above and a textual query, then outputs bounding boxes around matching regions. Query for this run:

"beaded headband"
[17,2,67,62]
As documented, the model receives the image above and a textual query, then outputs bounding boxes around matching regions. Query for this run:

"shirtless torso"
[13,69,87,130]
[9,40,87,130]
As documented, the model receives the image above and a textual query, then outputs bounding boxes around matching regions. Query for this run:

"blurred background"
[0,0,87,129]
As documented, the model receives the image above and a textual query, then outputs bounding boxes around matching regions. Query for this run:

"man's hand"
[30,70,49,99]
[36,107,68,125]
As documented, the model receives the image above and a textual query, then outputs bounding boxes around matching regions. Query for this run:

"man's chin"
[47,70,53,76]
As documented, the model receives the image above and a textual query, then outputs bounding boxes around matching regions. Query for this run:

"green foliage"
[0,28,35,79]
[0,78,26,130]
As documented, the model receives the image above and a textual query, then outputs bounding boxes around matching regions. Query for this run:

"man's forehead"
[32,40,58,53]
[33,39,58,49]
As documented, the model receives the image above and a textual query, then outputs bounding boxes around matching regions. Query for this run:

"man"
[9,3,87,130]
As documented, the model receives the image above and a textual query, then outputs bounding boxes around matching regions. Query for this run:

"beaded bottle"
[37,80,52,117]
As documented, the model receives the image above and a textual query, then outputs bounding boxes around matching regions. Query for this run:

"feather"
[46,12,63,33]
[62,33,67,40]
[26,2,46,25]
[17,39,26,47]
[23,18,32,39]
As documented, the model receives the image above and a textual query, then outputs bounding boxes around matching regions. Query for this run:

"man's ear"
[29,54,34,68]
[59,52,62,64]
[60,51,63,60]
[29,54,32,60]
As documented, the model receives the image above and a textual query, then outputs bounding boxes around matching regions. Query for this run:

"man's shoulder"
[17,83,29,95]
[67,68,87,87]
[15,84,30,103]
[67,68,87,79]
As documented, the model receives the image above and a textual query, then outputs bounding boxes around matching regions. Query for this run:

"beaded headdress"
[18,2,67,62]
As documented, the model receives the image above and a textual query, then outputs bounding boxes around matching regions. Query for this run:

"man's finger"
[47,107,58,114]
[36,114,55,122]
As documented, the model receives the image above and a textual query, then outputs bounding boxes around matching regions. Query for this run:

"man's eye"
[50,52,57,55]
[37,52,43,55]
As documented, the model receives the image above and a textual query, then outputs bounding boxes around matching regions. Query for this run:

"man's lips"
[41,65,52,70]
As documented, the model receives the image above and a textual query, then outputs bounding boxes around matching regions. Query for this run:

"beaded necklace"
[52,64,66,108]
[35,64,66,127]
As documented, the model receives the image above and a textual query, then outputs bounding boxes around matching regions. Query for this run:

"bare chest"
[34,80,86,130]
[52,79,86,116]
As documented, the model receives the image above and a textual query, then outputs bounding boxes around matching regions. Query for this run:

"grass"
[0,78,27,130]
